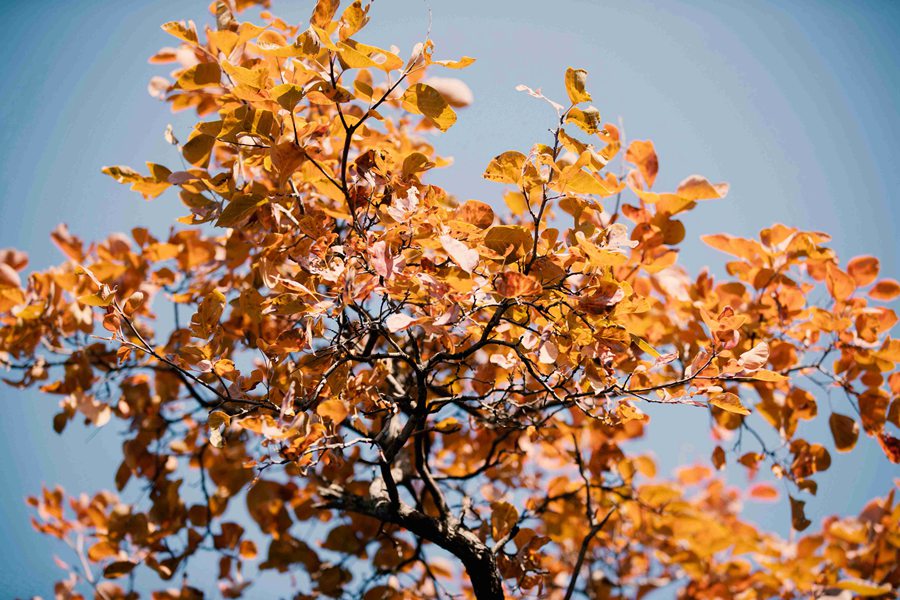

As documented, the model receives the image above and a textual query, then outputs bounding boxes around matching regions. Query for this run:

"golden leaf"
[401,84,457,131]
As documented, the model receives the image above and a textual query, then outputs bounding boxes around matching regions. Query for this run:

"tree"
[2,0,899,598]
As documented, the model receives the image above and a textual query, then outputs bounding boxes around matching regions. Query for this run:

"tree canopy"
[2,1,899,598]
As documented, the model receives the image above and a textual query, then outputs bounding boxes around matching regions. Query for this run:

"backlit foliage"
[2,1,899,598]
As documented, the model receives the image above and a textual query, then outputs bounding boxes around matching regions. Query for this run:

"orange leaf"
[495,272,542,298]
[869,279,900,301]
[625,140,658,188]
[748,483,779,502]
[825,263,855,302]
[317,399,349,424]
[847,256,880,287]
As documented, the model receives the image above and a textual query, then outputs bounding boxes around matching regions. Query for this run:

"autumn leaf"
[564,67,591,104]
[747,483,779,502]
[161,20,198,44]
[217,195,267,227]
[789,495,812,531]
[738,342,769,372]
[483,151,526,184]
[103,561,137,579]
[709,392,750,416]
[317,399,349,424]
[310,0,340,27]
[676,175,729,200]
[835,579,893,596]
[625,140,658,188]
[401,84,457,131]
[175,63,222,91]
[869,278,900,301]
[491,501,518,541]
[208,410,231,429]
[8,4,900,598]
[270,83,305,110]
[439,235,479,274]
[847,255,880,287]
[829,413,859,452]
[385,313,415,333]
[495,272,542,298]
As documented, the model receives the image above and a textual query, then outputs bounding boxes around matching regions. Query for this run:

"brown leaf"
[829,413,859,452]
[789,495,811,531]
[491,501,518,541]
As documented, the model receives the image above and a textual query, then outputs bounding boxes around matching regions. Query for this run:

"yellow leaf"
[87,541,117,561]
[182,134,216,167]
[208,30,239,56]
[483,226,533,260]
[175,63,222,91]
[565,106,600,134]
[270,83,305,110]
[310,0,340,28]
[564,67,591,104]
[504,190,528,216]
[161,20,198,44]
[208,410,231,429]
[338,1,370,40]
[434,417,462,433]
[431,56,476,69]
[483,151,526,184]
[750,369,787,382]
[401,84,456,132]
[558,168,617,196]
[676,175,729,200]
[101,165,143,184]
[77,293,113,307]
[221,61,268,89]
[709,392,750,416]
[835,579,893,596]
[216,195,267,228]
[632,335,660,358]
[15,303,44,320]
[340,40,403,72]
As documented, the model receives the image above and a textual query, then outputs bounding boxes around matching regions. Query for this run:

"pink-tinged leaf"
[369,240,394,279]
[386,313,415,333]
[440,234,479,273]
[738,342,769,372]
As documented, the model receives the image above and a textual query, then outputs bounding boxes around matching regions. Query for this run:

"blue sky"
[0,0,898,596]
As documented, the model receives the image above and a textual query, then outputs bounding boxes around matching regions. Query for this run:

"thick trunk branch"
[318,486,504,600]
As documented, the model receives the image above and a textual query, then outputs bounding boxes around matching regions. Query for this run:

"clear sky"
[0,0,898,596]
